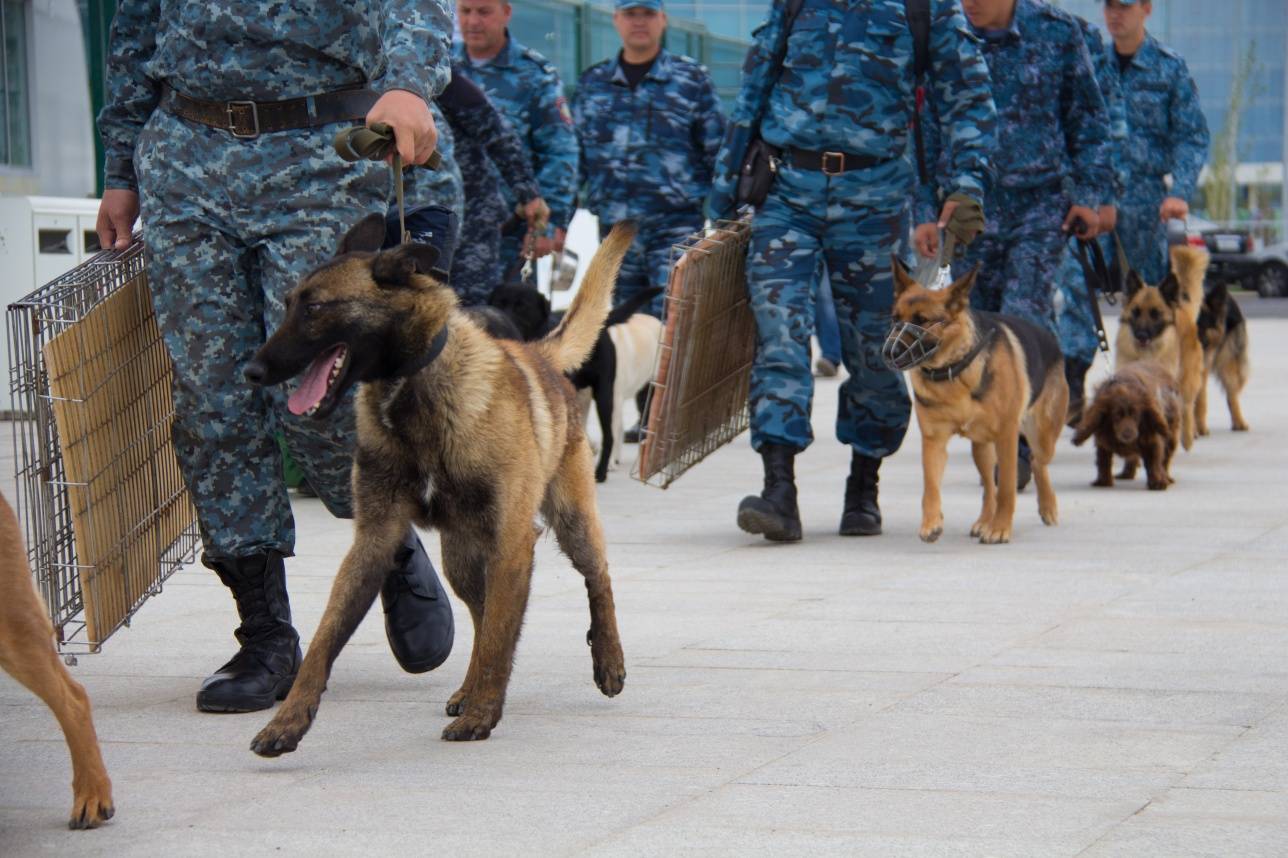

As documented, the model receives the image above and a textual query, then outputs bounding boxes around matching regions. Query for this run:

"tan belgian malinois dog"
[245,217,633,754]
[0,492,114,828]
[886,260,1068,545]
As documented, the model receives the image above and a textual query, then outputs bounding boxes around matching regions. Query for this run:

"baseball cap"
[615,0,663,10]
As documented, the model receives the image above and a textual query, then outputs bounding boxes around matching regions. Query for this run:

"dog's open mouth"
[287,344,349,417]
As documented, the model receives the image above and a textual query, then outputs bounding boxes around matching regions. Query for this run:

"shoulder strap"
[905,0,932,185]
[769,0,807,74]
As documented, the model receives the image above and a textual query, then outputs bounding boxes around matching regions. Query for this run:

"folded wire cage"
[636,218,756,488]
[6,240,198,656]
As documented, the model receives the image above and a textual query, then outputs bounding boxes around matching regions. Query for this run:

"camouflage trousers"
[747,162,911,457]
[450,190,508,306]
[1056,179,1168,364]
[135,109,386,559]
[598,211,704,318]
[955,184,1069,337]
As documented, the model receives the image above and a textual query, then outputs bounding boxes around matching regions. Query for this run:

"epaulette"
[1036,2,1079,33]
[579,58,614,82]
[519,46,558,75]
[1155,41,1182,61]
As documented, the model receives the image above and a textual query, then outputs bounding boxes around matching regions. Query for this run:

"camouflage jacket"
[1105,32,1209,202]
[1077,17,1127,208]
[98,0,453,191]
[438,63,540,212]
[453,34,579,231]
[917,0,1113,220]
[707,0,996,221]
[573,49,725,224]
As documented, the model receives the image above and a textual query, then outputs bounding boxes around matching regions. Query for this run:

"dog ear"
[1138,393,1170,439]
[891,254,915,298]
[1205,282,1228,316]
[337,213,388,256]
[945,265,979,314]
[371,243,441,287]
[1158,272,1181,307]
[1071,394,1104,446]
[1124,269,1145,299]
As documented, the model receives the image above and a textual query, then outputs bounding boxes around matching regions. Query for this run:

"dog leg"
[441,515,537,741]
[441,536,487,717]
[594,375,614,482]
[1180,394,1197,451]
[1,635,114,829]
[969,441,997,538]
[1163,436,1177,484]
[1030,409,1061,528]
[980,432,1018,544]
[544,449,626,699]
[919,433,949,543]
[1093,445,1115,487]
[251,502,410,757]
[1144,437,1169,490]
[1117,456,1138,481]
[1195,371,1210,436]
[1225,389,1250,432]
[445,604,482,717]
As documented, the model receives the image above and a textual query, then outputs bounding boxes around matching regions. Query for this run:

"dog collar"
[393,325,449,378]
[919,326,996,383]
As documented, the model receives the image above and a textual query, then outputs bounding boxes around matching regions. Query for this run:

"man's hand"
[913,199,963,259]
[96,189,140,252]
[519,197,550,230]
[1062,204,1100,239]
[1159,196,1189,222]
[366,90,437,166]
[1097,204,1118,233]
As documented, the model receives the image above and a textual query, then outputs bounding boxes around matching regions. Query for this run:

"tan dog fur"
[248,220,635,755]
[1114,246,1205,449]
[892,262,1067,545]
[1196,282,1251,434]
[0,492,113,828]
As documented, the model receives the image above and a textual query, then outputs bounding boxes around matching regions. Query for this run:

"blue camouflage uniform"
[917,0,1113,337]
[574,48,725,318]
[1057,28,1209,364]
[708,0,996,457]
[1055,17,1126,366]
[98,0,451,559]
[453,35,579,282]
[439,63,541,305]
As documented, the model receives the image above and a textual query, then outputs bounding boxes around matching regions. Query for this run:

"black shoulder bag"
[736,0,806,207]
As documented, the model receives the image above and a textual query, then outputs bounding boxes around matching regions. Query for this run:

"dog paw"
[68,781,114,830]
[445,688,469,717]
[1147,478,1169,491]
[1091,477,1113,488]
[441,714,494,742]
[1039,508,1058,526]
[1233,421,1249,432]
[978,524,1012,544]
[589,629,626,697]
[595,470,607,484]
[919,525,943,543]
[250,705,315,758]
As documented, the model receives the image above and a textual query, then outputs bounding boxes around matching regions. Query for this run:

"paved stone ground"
[2,309,1286,857]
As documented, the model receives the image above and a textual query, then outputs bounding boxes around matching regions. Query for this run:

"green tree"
[1201,42,1259,223]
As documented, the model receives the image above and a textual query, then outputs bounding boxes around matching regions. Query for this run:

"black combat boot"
[737,444,803,542]
[381,530,455,674]
[197,552,301,713]
[1065,357,1091,427]
[839,452,883,536]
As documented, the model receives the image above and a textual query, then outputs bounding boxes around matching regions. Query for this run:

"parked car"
[1244,244,1288,298]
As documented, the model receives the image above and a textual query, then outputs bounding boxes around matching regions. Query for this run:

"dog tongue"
[288,346,344,415]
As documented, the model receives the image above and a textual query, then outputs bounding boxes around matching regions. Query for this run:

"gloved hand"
[940,193,985,261]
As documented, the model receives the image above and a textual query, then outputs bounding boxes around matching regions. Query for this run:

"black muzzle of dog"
[882,320,943,372]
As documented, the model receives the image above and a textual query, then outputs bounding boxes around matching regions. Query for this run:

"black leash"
[334,122,442,245]
[1068,220,1123,354]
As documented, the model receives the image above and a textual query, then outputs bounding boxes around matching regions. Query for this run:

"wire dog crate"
[7,239,198,655]
[636,218,756,488]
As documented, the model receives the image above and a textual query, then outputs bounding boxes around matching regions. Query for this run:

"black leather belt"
[160,83,379,139]
[788,147,887,175]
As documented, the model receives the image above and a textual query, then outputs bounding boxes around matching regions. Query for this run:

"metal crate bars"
[636,218,756,488]
[7,240,198,654]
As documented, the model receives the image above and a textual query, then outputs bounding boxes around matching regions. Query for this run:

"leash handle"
[334,122,443,246]
[1070,235,1112,353]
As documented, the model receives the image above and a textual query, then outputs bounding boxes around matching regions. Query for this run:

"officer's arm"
[1084,28,1126,208]
[914,96,946,227]
[571,80,591,208]
[692,69,728,176]
[1060,30,1113,211]
[1167,62,1210,202]
[530,73,580,231]
[449,73,540,204]
[705,6,787,220]
[379,0,453,100]
[98,0,162,192]
[924,0,997,215]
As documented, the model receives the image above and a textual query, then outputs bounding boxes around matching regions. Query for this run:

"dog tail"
[540,221,637,373]
[1170,245,1208,322]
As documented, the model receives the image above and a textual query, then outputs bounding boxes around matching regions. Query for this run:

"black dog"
[488,283,556,340]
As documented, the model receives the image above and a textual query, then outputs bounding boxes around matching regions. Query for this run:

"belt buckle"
[821,151,845,176]
[227,100,260,139]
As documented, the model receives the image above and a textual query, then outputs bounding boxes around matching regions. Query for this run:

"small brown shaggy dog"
[1196,282,1251,434]
[1072,362,1183,490]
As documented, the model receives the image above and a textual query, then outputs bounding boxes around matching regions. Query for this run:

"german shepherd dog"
[1196,282,1251,434]
[244,217,634,753]
[887,261,1067,545]
[0,492,114,828]
[1114,246,1205,450]
[1072,362,1183,490]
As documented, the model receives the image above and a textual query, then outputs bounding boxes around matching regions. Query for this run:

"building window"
[2,0,32,168]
